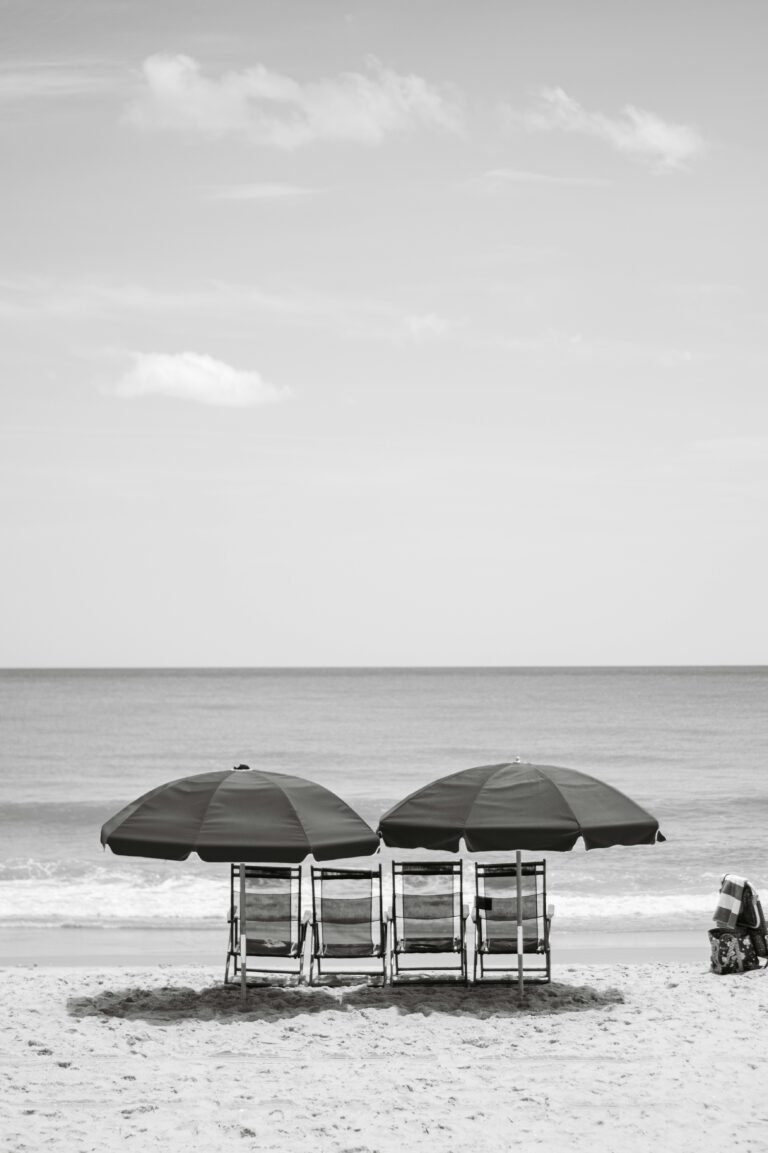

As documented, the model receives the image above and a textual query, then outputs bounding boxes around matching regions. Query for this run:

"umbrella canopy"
[378,761,664,852]
[101,765,379,863]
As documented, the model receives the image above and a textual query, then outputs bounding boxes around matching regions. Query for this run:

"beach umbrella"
[378,761,664,994]
[101,764,379,862]
[102,765,378,1007]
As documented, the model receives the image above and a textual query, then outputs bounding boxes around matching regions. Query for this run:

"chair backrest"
[475,861,547,946]
[392,861,464,948]
[311,867,384,957]
[233,865,301,954]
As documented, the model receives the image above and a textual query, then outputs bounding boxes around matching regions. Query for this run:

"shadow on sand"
[68,977,623,1024]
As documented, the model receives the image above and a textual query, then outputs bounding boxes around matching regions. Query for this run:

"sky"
[1,0,766,666]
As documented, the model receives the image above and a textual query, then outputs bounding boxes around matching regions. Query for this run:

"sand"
[0,926,707,968]
[3,959,768,1153]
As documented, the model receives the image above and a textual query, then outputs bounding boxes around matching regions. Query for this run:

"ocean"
[0,667,765,935]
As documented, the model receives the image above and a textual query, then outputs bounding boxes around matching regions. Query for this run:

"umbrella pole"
[239,864,247,1009]
[516,849,524,1001]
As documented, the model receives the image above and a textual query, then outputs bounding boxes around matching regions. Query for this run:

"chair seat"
[481,937,544,955]
[246,938,299,957]
[398,936,461,954]
[322,942,382,959]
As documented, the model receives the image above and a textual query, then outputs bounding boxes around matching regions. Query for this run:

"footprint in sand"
[121,1104,158,1117]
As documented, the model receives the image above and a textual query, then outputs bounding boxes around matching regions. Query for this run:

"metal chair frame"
[389,860,468,984]
[309,866,387,985]
[473,859,552,984]
[224,864,308,987]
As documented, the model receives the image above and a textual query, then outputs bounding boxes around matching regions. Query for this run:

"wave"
[0,868,722,931]
[0,872,227,924]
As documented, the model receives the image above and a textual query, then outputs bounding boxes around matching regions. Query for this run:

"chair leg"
[299,923,310,986]
[384,924,391,985]
[298,927,307,986]
[224,923,236,984]
[240,932,248,1008]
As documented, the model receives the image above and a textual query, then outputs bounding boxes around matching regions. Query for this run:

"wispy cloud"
[0,61,119,100]
[126,53,465,148]
[0,276,406,342]
[515,88,705,170]
[204,183,319,201]
[406,313,451,339]
[477,168,610,188]
[0,276,324,322]
[667,281,743,300]
[688,436,768,464]
[108,351,291,407]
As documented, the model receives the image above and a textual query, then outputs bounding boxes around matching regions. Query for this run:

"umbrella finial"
[514,756,521,764]
[234,763,251,772]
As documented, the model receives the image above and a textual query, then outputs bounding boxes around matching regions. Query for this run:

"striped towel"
[713,874,749,930]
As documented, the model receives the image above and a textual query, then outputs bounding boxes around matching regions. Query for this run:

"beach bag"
[741,886,768,959]
[710,874,768,975]
[709,928,761,975]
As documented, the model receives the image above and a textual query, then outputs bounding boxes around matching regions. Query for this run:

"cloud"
[0,62,118,100]
[406,313,451,339]
[0,276,312,321]
[517,88,705,170]
[477,168,610,188]
[126,53,465,148]
[108,352,291,407]
[688,436,768,464]
[204,183,319,200]
[0,276,407,343]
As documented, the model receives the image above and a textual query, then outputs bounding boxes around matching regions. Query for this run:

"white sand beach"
[3,959,767,1153]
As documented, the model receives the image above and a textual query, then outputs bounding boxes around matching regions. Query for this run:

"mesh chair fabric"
[476,864,546,956]
[313,870,382,960]
[240,869,301,955]
[394,865,463,956]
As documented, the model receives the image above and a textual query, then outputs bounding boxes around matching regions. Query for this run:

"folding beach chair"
[309,866,387,984]
[224,865,309,994]
[389,861,468,984]
[473,860,553,983]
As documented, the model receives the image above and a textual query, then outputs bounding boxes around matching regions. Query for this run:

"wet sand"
[1,925,707,967]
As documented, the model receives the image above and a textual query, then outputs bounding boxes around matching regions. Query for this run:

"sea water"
[0,667,765,934]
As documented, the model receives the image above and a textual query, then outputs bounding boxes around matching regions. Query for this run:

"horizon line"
[1,663,766,673]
